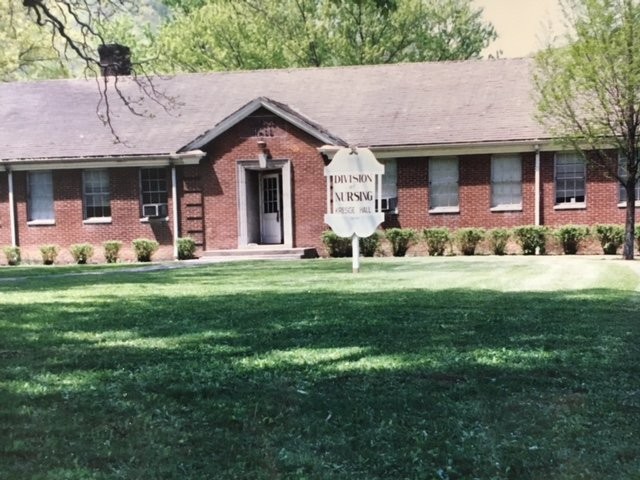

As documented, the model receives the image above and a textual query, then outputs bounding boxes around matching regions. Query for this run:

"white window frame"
[491,154,522,211]
[617,153,640,207]
[83,169,111,223]
[140,167,168,219]
[554,152,586,209]
[429,156,459,213]
[27,170,55,224]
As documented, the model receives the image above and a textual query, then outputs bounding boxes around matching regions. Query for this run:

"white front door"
[260,172,282,244]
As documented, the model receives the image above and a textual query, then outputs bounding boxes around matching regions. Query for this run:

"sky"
[474,0,568,58]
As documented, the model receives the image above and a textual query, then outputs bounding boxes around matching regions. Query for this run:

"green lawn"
[1,257,639,479]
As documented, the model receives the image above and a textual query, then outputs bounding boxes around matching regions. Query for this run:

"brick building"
[0,58,637,261]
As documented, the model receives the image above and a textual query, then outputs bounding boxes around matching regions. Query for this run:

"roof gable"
[178,97,347,152]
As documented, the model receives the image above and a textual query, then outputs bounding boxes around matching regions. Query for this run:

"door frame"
[258,171,283,244]
[236,159,293,248]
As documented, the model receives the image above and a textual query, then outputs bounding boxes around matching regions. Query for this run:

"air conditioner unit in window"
[142,203,168,218]
[377,197,397,212]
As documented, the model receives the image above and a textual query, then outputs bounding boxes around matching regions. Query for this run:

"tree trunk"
[622,178,636,260]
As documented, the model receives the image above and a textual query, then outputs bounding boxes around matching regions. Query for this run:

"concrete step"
[201,246,318,259]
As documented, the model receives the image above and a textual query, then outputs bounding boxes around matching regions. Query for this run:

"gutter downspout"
[534,144,541,227]
[8,169,16,247]
[171,164,179,260]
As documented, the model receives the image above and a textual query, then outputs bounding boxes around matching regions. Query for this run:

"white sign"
[324,147,385,240]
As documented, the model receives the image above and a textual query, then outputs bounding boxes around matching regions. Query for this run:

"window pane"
[83,170,110,218]
[382,159,398,199]
[491,154,522,207]
[429,157,459,208]
[141,168,168,214]
[618,154,640,202]
[555,153,585,203]
[28,171,54,221]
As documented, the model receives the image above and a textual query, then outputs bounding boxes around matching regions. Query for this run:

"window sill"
[490,205,522,212]
[617,201,640,208]
[84,217,112,225]
[554,203,586,210]
[429,206,460,214]
[27,219,55,226]
[140,216,169,223]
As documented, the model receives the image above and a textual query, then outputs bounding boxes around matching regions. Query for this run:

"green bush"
[321,230,351,257]
[423,228,451,256]
[554,225,589,255]
[3,246,21,266]
[488,228,510,255]
[513,226,548,255]
[636,226,640,251]
[69,243,94,264]
[594,224,624,255]
[103,240,122,264]
[177,237,197,260]
[39,244,59,265]
[132,238,159,262]
[360,232,381,257]
[385,228,417,257]
[455,228,485,256]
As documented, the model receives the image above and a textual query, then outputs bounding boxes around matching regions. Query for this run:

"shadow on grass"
[1,269,639,479]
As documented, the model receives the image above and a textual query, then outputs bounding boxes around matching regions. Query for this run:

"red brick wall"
[540,151,635,226]
[199,110,326,251]
[3,136,638,262]
[395,153,535,229]
[11,167,174,262]
[0,172,10,246]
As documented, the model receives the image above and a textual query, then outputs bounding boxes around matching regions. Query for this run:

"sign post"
[324,147,385,273]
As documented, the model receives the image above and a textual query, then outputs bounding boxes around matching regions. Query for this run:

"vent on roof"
[98,44,131,76]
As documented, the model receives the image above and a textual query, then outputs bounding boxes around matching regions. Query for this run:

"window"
[555,152,585,205]
[83,170,111,219]
[380,159,398,212]
[140,168,168,217]
[28,171,54,222]
[429,156,459,210]
[618,154,640,204]
[491,154,522,209]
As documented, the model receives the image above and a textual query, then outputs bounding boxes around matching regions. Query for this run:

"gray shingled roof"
[0,58,550,161]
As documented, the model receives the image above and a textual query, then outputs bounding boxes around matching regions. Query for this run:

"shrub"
[423,228,451,256]
[554,225,589,255]
[177,237,197,260]
[39,244,59,265]
[594,224,625,255]
[359,232,381,257]
[132,238,159,262]
[488,228,510,255]
[69,243,94,264]
[636,226,640,251]
[455,228,485,256]
[385,228,417,257]
[103,241,122,264]
[513,226,548,255]
[321,230,351,257]
[3,246,21,266]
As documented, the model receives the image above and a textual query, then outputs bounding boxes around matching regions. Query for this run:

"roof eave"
[0,150,205,172]
[318,139,563,159]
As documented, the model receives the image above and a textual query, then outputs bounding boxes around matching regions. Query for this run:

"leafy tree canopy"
[147,0,496,72]
[0,0,68,81]
[535,0,640,259]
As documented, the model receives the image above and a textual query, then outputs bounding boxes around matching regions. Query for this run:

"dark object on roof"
[98,44,131,77]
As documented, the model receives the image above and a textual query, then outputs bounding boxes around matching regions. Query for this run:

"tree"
[151,0,496,72]
[0,0,68,81]
[535,0,640,260]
